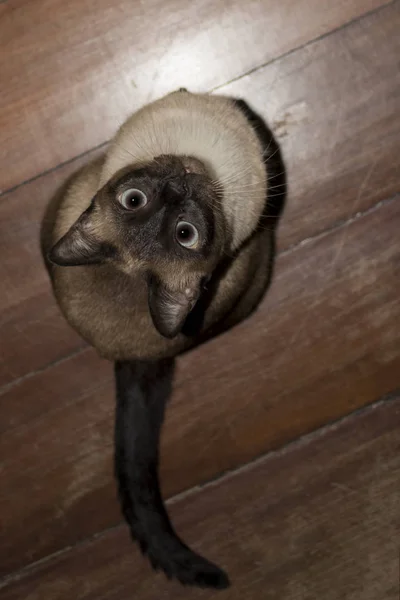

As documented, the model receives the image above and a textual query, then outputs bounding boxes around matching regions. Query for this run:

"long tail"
[114,359,230,589]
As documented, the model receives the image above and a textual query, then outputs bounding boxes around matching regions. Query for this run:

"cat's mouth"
[181,156,209,176]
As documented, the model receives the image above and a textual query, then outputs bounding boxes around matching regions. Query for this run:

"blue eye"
[119,188,148,210]
[175,221,199,248]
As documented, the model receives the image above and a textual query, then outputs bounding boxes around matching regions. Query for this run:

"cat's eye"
[118,188,148,210]
[175,221,199,249]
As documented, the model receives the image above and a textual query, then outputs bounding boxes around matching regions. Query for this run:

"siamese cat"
[41,90,285,589]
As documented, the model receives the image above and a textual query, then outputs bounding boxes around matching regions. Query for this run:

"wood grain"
[0,2,399,389]
[1,194,399,576]
[1,0,400,589]
[0,151,104,389]
[0,0,390,191]
[224,1,400,250]
[1,396,399,600]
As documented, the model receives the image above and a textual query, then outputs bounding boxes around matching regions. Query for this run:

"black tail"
[114,359,230,589]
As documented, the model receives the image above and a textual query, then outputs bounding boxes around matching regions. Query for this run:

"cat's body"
[42,91,274,360]
[41,90,285,589]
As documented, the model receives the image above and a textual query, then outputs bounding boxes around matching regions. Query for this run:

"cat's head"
[48,155,229,338]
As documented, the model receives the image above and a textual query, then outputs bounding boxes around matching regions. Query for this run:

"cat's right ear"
[48,206,114,267]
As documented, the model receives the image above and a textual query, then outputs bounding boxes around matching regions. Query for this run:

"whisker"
[264,145,281,164]
[266,192,286,199]
[215,163,254,181]
[113,142,141,162]
[221,183,264,192]
[260,136,276,160]
[266,169,287,182]
[215,175,262,188]
[267,182,287,190]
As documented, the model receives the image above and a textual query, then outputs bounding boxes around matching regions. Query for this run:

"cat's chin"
[180,155,209,176]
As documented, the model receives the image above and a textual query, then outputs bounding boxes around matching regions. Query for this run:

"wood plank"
[0,2,399,389]
[0,151,104,388]
[0,0,389,190]
[223,0,400,250]
[0,353,117,576]
[1,397,399,599]
[1,195,399,576]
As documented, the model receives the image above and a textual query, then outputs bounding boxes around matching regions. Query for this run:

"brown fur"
[41,91,272,360]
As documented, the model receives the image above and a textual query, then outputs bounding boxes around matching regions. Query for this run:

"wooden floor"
[0,0,399,598]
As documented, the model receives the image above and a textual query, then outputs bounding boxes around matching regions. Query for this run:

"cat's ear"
[48,206,114,267]
[148,276,201,339]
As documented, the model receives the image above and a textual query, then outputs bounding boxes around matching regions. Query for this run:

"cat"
[41,89,286,589]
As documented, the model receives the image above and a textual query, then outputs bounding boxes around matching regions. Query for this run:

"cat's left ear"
[148,276,201,339]
[48,206,114,267]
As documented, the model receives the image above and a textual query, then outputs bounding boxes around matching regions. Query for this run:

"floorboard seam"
[0,142,108,199]
[0,388,398,589]
[0,0,395,199]
[211,0,396,92]
[0,345,88,397]
[279,192,399,258]
[0,191,398,397]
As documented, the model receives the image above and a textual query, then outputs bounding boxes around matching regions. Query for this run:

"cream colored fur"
[100,91,267,249]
